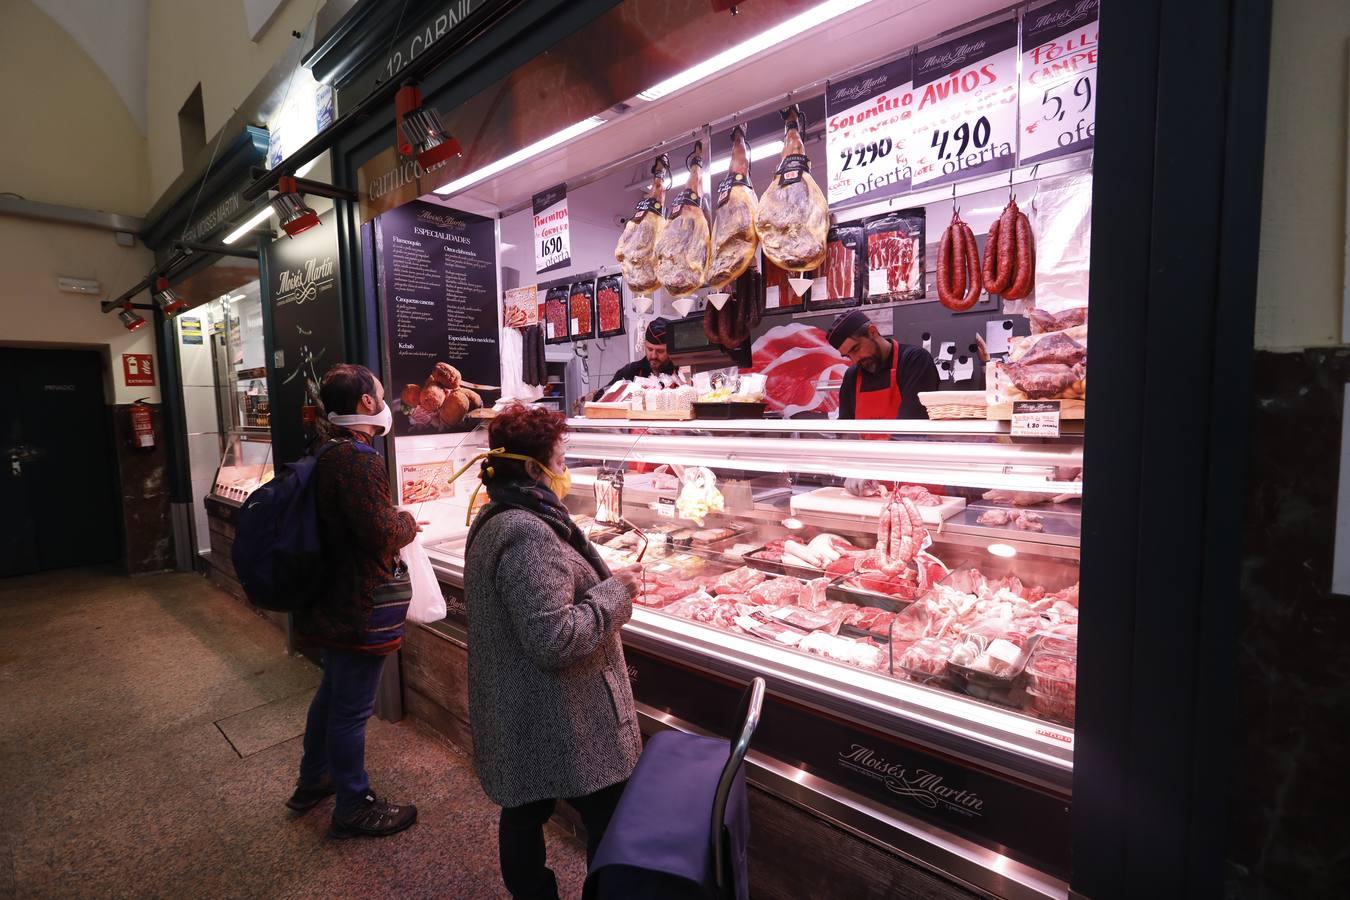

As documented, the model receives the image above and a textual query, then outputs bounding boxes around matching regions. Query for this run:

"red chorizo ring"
[981,216,1004,295]
[950,218,967,301]
[992,201,1018,295]
[703,302,720,343]
[1005,211,1036,300]
[960,222,983,309]
[937,223,956,306]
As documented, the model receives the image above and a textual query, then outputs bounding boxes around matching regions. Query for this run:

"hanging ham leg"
[757,105,829,272]
[709,126,759,289]
[656,141,712,297]
[615,155,669,295]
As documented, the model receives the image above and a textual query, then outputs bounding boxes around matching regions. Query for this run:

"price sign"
[824,55,915,205]
[532,184,571,274]
[655,498,676,519]
[1020,0,1099,165]
[910,18,1019,188]
[1011,400,1062,437]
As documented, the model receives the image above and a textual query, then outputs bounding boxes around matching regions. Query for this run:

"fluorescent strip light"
[666,139,786,188]
[636,0,875,102]
[435,116,606,197]
[222,206,274,244]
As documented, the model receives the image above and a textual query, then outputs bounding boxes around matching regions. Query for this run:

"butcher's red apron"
[853,340,902,440]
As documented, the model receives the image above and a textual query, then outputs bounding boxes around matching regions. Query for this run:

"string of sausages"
[936,209,982,311]
[936,197,1037,310]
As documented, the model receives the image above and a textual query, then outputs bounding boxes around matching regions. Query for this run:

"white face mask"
[328,401,392,436]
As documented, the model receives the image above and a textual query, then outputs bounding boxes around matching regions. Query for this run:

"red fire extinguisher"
[129,398,155,450]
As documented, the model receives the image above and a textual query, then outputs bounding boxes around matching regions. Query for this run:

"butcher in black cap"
[827,309,937,425]
[592,318,677,399]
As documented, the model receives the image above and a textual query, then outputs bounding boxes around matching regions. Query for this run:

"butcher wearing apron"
[827,310,938,435]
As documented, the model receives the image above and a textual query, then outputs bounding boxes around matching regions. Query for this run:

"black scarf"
[476,478,611,580]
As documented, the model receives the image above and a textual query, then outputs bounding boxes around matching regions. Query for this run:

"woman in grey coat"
[464,404,643,900]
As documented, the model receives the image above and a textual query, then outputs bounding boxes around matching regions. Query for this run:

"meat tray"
[789,487,966,526]
[825,575,912,612]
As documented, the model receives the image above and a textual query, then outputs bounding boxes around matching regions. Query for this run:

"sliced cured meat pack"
[615,155,668,295]
[568,280,595,341]
[763,257,809,311]
[863,211,925,302]
[757,105,829,273]
[808,224,863,311]
[543,285,570,344]
[595,274,624,337]
[655,141,712,297]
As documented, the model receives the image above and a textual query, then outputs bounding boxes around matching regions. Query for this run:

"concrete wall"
[0,217,159,405]
[145,0,317,201]
[0,0,149,214]
[1254,0,1350,350]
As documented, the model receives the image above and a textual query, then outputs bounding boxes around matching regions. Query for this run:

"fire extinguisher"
[129,398,155,450]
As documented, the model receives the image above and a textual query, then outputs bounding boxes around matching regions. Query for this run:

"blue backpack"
[232,438,371,612]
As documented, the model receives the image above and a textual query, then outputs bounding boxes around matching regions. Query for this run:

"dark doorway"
[0,348,121,576]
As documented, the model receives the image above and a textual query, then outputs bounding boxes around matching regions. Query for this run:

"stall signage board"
[122,354,155,387]
[358,145,458,223]
[824,55,915,205]
[265,210,345,463]
[377,200,500,435]
[503,285,539,328]
[532,184,572,274]
[341,0,491,110]
[179,317,203,344]
[1019,0,1100,165]
[909,18,1020,188]
[1011,400,1062,437]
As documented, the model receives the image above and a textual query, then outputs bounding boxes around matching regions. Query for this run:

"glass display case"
[209,431,274,505]
[422,417,1080,772]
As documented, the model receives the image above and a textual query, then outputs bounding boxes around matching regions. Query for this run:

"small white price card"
[1020,0,1099,165]
[1011,400,1062,437]
[655,498,676,519]
[824,55,915,205]
[532,184,571,274]
[910,18,1019,188]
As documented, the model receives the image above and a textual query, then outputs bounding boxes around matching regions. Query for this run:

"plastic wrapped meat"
[897,637,957,681]
[766,605,834,632]
[798,632,886,671]
[713,566,768,595]
[735,614,805,648]
[749,577,804,606]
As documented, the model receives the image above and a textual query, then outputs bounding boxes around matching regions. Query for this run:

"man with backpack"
[285,363,420,838]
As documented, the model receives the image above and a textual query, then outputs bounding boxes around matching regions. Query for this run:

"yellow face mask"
[446,448,571,525]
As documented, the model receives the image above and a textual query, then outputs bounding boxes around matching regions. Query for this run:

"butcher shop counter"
[405,424,1080,899]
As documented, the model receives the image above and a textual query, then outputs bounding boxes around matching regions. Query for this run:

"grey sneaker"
[329,793,418,838]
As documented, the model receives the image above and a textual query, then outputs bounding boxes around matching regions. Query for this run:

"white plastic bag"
[401,539,446,625]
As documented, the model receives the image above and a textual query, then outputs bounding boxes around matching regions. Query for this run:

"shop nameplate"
[532,184,572,275]
[357,144,459,223]
[1019,0,1099,165]
[909,18,1020,188]
[342,0,490,110]
[825,55,915,204]
[1011,400,1061,437]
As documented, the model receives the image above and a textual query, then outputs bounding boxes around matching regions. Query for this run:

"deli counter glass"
[209,430,274,504]
[418,418,1081,793]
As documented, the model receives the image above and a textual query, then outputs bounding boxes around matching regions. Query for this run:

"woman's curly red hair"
[484,403,568,482]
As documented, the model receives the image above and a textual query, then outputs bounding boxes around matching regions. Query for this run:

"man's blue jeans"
[297,649,388,816]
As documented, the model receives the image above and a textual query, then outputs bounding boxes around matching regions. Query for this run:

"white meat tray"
[789,487,966,526]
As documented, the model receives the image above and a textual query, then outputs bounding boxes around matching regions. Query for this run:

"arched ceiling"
[33,0,149,134]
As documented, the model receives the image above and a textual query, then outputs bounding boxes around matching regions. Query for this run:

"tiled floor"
[0,567,587,899]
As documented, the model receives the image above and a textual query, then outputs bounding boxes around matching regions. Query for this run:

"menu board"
[1019,0,1099,164]
[266,210,346,463]
[909,18,1019,188]
[376,200,500,435]
[825,55,915,206]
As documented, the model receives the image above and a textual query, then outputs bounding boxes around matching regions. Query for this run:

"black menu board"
[376,200,500,435]
[265,210,346,463]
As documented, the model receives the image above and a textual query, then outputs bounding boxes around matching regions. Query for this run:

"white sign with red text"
[824,55,915,206]
[1020,0,1099,165]
[909,18,1020,188]
[532,184,571,275]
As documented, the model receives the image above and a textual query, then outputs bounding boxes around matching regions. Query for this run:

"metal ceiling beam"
[0,194,143,235]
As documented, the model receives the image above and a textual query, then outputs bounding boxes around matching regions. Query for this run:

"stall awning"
[141,126,270,252]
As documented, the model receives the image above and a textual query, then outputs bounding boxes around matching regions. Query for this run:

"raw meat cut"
[1016,333,1085,367]
[757,106,829,272]
[894,484,940,507]
[746,323,850,418]
[713,566,767,595]
[615,155,669,295]
[596,275,624,336]
[750,577,804,606]
[1030,307,1088,334]
[813,225,862,310]
[976,508,1045,532]
[1003,362,1079,399]
[655,141,712,297]
[736,615,806,647]
[864,211,925,301]
[897,637,957,681]
[708,126,759,289]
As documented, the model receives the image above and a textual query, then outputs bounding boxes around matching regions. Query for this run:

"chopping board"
[789,487,965,526]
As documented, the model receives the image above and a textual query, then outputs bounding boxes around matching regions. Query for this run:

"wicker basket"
[918,391,988,420]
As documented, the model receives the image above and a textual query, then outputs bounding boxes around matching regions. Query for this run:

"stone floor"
[0,567,587,899]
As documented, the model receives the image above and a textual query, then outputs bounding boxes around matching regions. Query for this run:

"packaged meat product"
[1026,685,1076,724]
[596,274,625,338]
[655,141,712,297]
[807,224,863,311]
[615,154,668,295]
[864,210,925,302]
[798,631,886,671]
[948,627,1032,680]
[568,280,595,340]
[763,257,808,311]
[1030,307,1088,334]
[691,526,740,545]
[543,285,570,344]
[1024,652,1077,698]
[736,614,805,647]
[757,105,829,273]
[713,566,768,595]
[767,605,834,632]
[1038,636,1078,657]
[897,636,957,684]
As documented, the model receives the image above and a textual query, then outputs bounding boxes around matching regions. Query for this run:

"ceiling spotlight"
[118,304,147,331]
[153,277,188,316]
[271,175,320,238]
[396,84,461,173]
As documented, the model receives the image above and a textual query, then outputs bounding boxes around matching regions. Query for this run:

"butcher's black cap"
[827,310,870,351]
[645,317,670,345]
